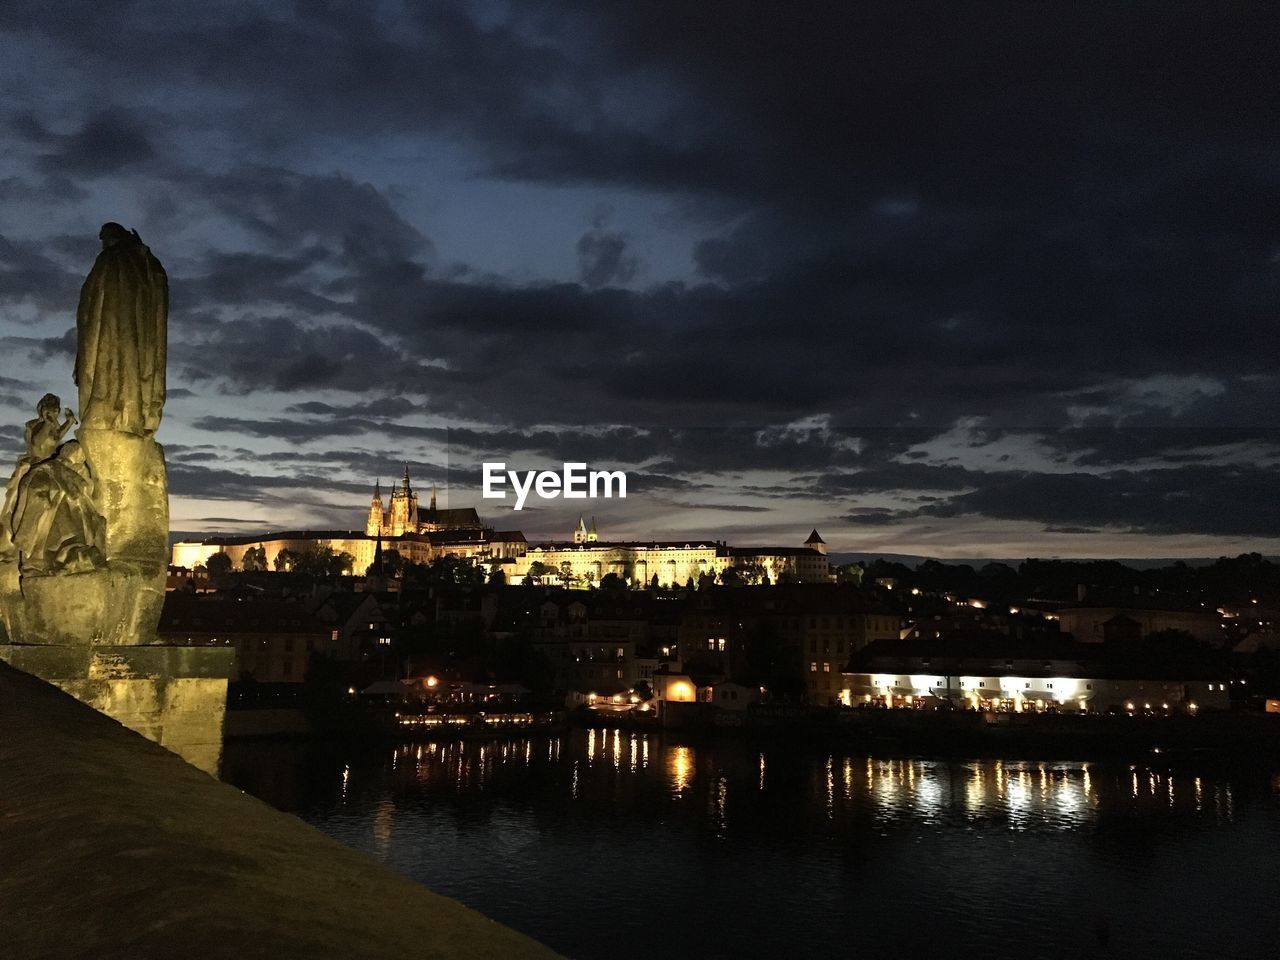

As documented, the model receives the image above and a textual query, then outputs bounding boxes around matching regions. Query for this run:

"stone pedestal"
[0,431,168,646]
[0,643,234,775]
[78,427,169,640]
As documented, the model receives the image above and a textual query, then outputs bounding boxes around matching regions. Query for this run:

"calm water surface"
[223,730,1280,960]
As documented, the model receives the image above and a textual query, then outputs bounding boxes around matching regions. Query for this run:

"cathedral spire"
[402,463,412,496]
[372,478,382,502]
[430,482,437,512]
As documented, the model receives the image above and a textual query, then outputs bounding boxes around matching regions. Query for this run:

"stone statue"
[0,394,77,559]
[0,223,170,644]
[11,440,106,576]
[0,225,232,779]
[75,222,167,437]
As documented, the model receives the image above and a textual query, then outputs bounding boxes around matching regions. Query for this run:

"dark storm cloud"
[170,315,431,395]
[576,215,638,288]
[809,462,978,496]
[0,237,82,310]
[678,503,772,514]
[13,110,155,177]
[3,2,1278,545]
[0,174,88,203]
[285,397,420,419]
[189,166,431,263]
[180,248,338,314]
[165,461,366,500]
[840,509,902,528]
[191,414,448,446]
[913,465,1280,538]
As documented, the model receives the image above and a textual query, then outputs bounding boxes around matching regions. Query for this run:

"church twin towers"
[365,466,479,537]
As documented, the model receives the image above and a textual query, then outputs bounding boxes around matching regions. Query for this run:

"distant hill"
[827,553,1275,571]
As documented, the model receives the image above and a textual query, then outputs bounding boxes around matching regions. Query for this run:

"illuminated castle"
[366,466,480,537]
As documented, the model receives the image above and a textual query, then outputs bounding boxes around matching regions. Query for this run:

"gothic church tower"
[365,479,385,536]
[386,464,419,536]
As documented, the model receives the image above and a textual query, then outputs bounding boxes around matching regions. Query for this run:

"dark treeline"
[857,553,1280,606]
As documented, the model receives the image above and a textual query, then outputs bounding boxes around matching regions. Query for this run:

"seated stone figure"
[11,440,106,576]
[1,393,77,560]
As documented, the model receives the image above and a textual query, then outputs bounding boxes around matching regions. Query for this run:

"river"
[222,729,1280,959]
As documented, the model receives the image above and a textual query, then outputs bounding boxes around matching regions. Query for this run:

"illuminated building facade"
[841,635,1231,713]
[511,522,832,588]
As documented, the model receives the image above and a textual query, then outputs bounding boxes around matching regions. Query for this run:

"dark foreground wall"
[0,661,561,960]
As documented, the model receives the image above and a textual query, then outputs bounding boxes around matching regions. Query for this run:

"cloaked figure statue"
[75,222,167,436]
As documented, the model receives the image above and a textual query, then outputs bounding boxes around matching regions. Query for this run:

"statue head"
[99,222,131,249]
[55,440,90,478]
[36,393,61,419]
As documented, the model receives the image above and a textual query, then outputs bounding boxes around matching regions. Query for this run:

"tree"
[523,561,551,585]
[487,567,507,586]
[241,545,267,572]
[428,554,480,586]
[558,561,578,587]
[722,563,766,586]
[650,573,660,590]
[274,548,300,572]
[206,552,233,576]
[599,571,625,592]
[836,563,864,586]
[275,545,354,578]
[731,561,766,586]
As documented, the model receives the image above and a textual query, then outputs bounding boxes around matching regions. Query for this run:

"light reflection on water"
[224,731,1280,960]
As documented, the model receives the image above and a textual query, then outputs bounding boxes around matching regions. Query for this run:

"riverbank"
[578,702,1280,763]
[229,699,1280,765]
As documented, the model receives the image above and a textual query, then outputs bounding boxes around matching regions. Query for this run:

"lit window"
[810,662,817,672]
[717,638,727,651]
[823,663,830,672]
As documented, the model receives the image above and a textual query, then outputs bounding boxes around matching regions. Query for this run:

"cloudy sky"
[1,2,1277,558]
